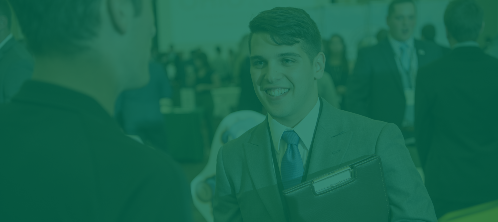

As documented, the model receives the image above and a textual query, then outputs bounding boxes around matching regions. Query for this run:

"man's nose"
[265,64,283,84]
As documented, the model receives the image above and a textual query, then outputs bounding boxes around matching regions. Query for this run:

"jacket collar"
[12,80,120,130]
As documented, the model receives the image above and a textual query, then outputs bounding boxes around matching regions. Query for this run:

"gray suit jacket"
[0,37,33,104]
[214,100,437,222]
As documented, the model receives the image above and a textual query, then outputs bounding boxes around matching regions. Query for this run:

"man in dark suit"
[0,0,33,104]
[214,7,436,222]
[346,0,443,141]
[416,0,498,218]
[0,0,192,221]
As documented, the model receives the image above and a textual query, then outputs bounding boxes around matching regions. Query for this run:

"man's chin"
[265,105,288,119]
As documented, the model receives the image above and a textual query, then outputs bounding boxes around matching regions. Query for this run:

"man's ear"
[313,52,325,80]
[107,0,135,35]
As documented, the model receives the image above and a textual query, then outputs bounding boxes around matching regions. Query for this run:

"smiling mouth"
[265,88,289,97]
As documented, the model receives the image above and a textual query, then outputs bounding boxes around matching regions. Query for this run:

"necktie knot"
[282,131,300,146]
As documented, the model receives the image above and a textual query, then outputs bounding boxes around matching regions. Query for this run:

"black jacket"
[346,39,443,127]
[0,81,192,222]
[415,46,498,210]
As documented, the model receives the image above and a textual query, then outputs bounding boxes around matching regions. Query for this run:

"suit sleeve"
[376,123,437,222]
[415,69,434,168]
[345,48,372,117]
[213,147,243,222]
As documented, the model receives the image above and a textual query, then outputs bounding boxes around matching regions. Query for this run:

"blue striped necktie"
[281,130,304,190]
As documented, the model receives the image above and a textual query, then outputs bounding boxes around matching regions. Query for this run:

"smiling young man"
[214,7,437,222]
[0,0,191,221]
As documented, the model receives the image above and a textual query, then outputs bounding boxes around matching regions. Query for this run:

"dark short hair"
[9,0,142,56]
[0,0,11,30]
[421,24,436,42]
[249,7,322,62]
[444,0,483,42]
[387,0,416,17]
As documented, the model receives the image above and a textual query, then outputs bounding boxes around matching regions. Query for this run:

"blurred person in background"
[416,0,498,218]
[236,34,264,113]
[233,34,251,85]
[0,0,192,221]
[324,34,350,103]
[0,0,33,104]
[115,51,172,153]
[316,38,341,108]
[194,51,220,139]
[212,45,231,84]
[421,23,450,54]
[346,0,444,143]
[317,69,341,108]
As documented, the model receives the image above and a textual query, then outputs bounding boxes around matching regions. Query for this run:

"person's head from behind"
[327,34,347,60]
[0,0,11,39]
[249,7,325,127]
[386,0,417,42]
[9,0,156,90]
[444,0,483,45]
[421,24,436,42]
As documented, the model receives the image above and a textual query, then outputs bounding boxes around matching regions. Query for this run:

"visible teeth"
[266,88,289,97]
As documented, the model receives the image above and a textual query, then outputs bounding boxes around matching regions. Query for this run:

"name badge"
[405,89,415,106]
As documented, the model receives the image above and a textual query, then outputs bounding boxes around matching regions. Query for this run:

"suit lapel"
[243,119,287,222]
[415,40,429,67]
[307,101,354,176]
[381,41,404,94]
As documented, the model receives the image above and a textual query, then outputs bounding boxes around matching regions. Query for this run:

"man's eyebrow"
[278,52,301,58]
[250,53,301,60]
[250,55,265,60]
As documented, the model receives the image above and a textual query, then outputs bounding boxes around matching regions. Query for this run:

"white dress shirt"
[268,99,321,171]
[388,35,419,77]
[388,35,419,128]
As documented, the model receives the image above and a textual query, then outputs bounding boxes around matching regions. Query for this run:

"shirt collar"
[12,80,120,130]
[268,99,321,153]
[453,41,480,49]
[388,34,415,56]
[0,34,13,50]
